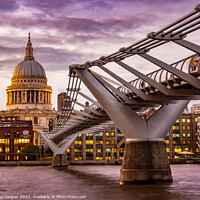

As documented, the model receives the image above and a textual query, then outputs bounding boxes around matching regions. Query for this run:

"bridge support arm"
[74,68,190,184]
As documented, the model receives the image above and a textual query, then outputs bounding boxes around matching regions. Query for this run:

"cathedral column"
[47,92,49,103]
[13,92,15,103]
[34,91,36,103]
[50,92,52,104]
[38,91,40,103]
[41,91,44,103]
[10,92,12,103]
[25,90,28,103]
[45,91,47,103]
[17,91,19,103]
[30,91,32,103]
[7,92,9,103]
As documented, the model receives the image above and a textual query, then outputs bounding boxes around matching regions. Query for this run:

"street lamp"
[67,148,70,160]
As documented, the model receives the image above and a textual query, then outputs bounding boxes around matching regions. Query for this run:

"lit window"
[182,126,186,130]
[176,119,179,123]
[173,134,179,138]
[165,140,169,144]
[86,149,93,153]
[5,147,9,153]
[187,141,190,144]
[7,131,10,137]
[166,148,170,152]
[74,149,82,153]
[195,118,197,122]
[106,132,109,137]
[183,141,186,144]
[96,141,103,144]
[111,132,115,137]
[111,140,115,145]
[99,132,103,136]
[187,126,190,131]
[187,133,191,137]
[175,148,181,153]
[183,133,186,137]
[106,140,110,145]
[112,148,116,152]
[96,149,101,153]
[74,141,82,145]
[182,119,186,123]
[187,119,190,123]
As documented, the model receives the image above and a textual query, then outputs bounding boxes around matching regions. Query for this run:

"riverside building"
[165,113,199,158]
[0,116,34,161]
[0,34,58,145]
[67,109,199,162]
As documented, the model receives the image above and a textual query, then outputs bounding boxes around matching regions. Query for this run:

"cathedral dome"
[11,33,47,81]
[12,60,46,80]
[7,33,52,111]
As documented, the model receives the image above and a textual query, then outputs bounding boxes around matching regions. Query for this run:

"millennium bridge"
[38,4,200,184]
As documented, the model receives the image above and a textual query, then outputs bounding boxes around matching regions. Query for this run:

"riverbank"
[0,158,200,166]
[0,160,51,166]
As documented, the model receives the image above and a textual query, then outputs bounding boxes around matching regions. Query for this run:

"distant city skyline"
[0,0,199,110]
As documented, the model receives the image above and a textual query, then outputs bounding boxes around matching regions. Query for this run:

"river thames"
[0,164,199,200]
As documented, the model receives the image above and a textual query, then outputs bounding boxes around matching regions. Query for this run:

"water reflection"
[0,165,200,200]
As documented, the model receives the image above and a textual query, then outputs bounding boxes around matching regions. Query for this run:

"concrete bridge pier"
[52,153,68,167]
[120,140,172,185]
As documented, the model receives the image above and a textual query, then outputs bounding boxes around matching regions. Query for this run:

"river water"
[0,164,199,200]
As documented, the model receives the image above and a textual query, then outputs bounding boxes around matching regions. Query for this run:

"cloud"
[0,0,20,12]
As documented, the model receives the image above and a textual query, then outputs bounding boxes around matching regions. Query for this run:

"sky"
[0,0,199,111]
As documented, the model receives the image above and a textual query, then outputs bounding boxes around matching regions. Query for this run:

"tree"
[22,143,39,155]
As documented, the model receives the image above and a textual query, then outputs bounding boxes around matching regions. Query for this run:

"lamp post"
[67,148,70,160]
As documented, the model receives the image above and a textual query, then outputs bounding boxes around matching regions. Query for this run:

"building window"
[74,141,82,145]
[111,140,115,145]
[4,131,7,137]
[96,149,101,153]
[106,140,110,145]
[182,126,186,131]
[183,133,186,137]
[182,119,186,123]
[7,131,10,137]
[86,140,93,145]
[187,133,191,137]
[106,132,109,137]
[34,117,38,125]
[183,141,186,144]
[173,134,179,138]
[111,132,115,137]
[5,147,9,153]
[187,126,190,131]
[96,141,103,144]
[17,130,19,137]
[187,141,190,144]
[187,119,190,123]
